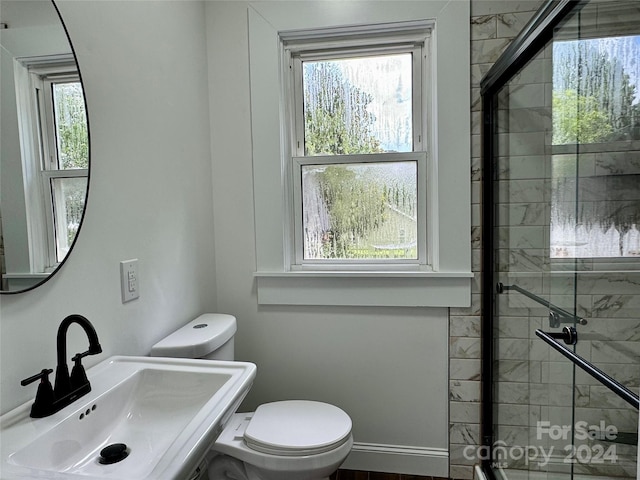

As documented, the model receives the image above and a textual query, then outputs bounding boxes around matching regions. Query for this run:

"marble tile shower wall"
[494,204,640,476]
[549,273,640,479]
[449,2,545,479]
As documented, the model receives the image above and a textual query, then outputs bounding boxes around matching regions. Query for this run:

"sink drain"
[99,443,129,464]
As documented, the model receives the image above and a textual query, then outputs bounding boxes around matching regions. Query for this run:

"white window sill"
[254,270,472,307]
[4,272,50,279]
[4,272,50,291]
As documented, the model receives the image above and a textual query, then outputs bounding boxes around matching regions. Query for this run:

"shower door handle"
[535,328,639,410]
[496,284,587,328]
[539,326,577,345]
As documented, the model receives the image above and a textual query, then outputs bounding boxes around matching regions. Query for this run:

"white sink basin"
[0,356,256,479]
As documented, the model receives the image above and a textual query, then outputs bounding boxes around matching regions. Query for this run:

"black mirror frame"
[1,0,91,295]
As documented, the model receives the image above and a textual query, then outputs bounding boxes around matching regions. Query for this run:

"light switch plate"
[120,259,139,303]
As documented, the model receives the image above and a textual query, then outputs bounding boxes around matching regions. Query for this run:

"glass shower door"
[549,1,640,477]
[492,39,577,479]
[485,1,640,479]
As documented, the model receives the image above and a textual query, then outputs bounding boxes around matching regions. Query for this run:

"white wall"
[206,2,451,475]
[0,0,217,413]
[1,1,454,476]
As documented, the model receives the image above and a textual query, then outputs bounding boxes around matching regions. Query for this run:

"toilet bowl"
[150,314,353,480]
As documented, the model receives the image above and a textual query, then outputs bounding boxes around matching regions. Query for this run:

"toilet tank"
[150,313,236,360]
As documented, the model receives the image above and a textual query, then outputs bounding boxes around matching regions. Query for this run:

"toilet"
[150,313,353,480]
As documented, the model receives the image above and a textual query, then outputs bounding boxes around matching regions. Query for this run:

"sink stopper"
[99,443,129,464]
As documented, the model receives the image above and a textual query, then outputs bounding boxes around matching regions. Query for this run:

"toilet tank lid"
[150,313,237,358]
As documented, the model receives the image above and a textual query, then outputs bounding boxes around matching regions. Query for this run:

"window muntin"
[287,34,429,269]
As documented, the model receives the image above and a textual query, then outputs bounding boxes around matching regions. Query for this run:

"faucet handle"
[70,353,90,390]
[21,369,55,418]
[72,347,99,361]
[21,368,54,386]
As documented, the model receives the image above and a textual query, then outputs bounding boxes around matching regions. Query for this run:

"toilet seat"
[244,400,352,456]
[213,401,353,476]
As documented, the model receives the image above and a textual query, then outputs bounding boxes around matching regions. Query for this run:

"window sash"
[41,170,88,264]
[38,73,86,267]
[290,42,425,156]
[37,72,83,171]
[292,152,427,268]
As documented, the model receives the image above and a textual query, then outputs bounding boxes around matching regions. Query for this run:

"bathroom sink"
[0,356,256,479]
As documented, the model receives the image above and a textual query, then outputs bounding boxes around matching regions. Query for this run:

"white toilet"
[150,313,353,480]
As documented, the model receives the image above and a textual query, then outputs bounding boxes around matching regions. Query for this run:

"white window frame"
[284,31,430,270]
[248,2,472,307]
[14,55,88,273]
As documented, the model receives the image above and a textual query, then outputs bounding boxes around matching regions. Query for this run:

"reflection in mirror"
[0,0,89,293]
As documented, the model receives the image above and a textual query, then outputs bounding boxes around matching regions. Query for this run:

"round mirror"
[0,0,89,293]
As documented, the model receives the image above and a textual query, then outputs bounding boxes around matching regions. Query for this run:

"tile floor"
[331,470,447,480]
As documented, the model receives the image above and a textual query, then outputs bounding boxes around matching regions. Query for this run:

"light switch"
[120,259,139,303]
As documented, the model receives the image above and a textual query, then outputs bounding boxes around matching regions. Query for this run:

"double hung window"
[283,26,431,269]
[248,2,471,306]
[15,58,88,272]
[38,71,88,265]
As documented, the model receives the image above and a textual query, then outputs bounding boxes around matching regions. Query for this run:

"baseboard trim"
[341,442,449,477]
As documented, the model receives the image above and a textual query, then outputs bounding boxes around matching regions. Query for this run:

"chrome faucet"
[21,314,102,418]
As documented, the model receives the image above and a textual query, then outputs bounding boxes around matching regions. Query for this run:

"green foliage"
[552,90,613,144]
[303,62,382,155]
[316,166,387,258]
[59,121,89,169]
[303,61,390,258]
[553,39,640,143]
[54,83,89,169]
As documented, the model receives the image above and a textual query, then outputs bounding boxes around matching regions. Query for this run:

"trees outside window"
[551,36,640,259]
